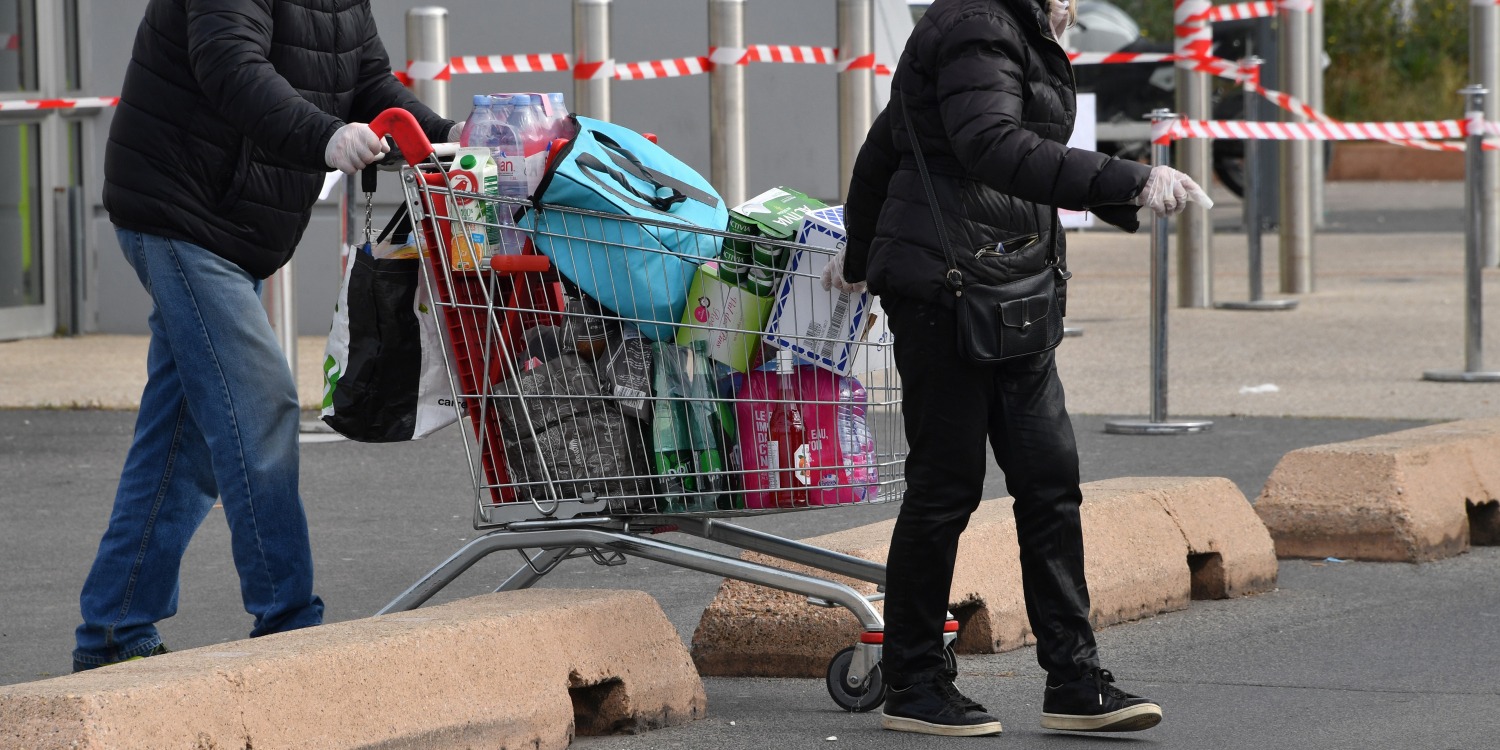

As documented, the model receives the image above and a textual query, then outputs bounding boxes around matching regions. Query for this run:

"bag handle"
[575,151,687,211]
[897,92,964,296]
[896,91,1060,297]
[593,133,721,209]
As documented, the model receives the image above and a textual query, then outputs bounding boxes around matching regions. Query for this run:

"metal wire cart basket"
[366,109,954,710]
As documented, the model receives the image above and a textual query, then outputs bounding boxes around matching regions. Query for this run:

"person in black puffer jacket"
[73,0,456,673]
[833,0,1207,737]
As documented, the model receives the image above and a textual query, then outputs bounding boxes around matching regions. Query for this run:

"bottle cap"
[472,94,491,106]
[459,154,477,169]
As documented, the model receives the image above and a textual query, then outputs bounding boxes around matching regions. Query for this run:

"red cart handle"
[370,108,435,167]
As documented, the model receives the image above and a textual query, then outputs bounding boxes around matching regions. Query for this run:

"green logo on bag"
[322,355,341,409]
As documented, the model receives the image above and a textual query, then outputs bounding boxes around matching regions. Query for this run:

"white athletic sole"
[881,713,1003,737]
[1041,703,1163,732]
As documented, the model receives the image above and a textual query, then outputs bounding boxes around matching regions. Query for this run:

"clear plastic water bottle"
[459,95,526,254]
[492,94,534,151]
[458,94,496,148]
[547,92,577,140]
[836,376,877,490]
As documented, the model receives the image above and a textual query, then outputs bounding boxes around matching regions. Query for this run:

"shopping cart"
[365,108,956,711]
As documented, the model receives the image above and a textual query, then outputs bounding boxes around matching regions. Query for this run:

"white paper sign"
[1061,93,1097,230]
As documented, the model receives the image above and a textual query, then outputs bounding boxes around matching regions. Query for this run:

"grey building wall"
[88,0,846,335]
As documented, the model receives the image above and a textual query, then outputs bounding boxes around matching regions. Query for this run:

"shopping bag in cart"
[321,244,457,442]
[522,116,727,342]
[494,350,654,508]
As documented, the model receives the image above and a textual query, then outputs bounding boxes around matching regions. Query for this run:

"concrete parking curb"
[1255,418,1500,562]
[0,590,705,750]
[690,477,1277,678]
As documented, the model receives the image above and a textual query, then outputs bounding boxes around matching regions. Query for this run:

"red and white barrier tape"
[1243,77,1467,152]
[1159,118,1469,143]
[733,45,837,66]
[0,96,118,111]
[1188,0,1313,23]
[616,55,708,80]
[402,44,881,83]
[1068,52,1250,85]
[1174,0,1214,60]
[572,59,616,80]
[450,54,572,76]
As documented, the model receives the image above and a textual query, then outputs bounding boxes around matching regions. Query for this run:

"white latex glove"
[820,250,867,295]
[324,123,390,175]
[447,121,464,144]
[1134,165,1215,217]
[1048,0,1071,40]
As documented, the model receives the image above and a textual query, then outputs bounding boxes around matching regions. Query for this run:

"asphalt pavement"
[2,181,1498,749]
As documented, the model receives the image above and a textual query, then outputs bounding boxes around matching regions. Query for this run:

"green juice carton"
[723,187,829,285]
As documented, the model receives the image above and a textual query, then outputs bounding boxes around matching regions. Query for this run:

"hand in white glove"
[820,250,867,295]
[324,123,390,174]
[447,121,464,144]
[1134,165,1215,217]
[1048,0,1071,40]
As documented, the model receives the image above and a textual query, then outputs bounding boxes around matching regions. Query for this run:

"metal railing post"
[709,0,747,207]
[406,7,449,118]
[265,259,298,390]
[1218,57,1297,312]
[573,0,614,121]
[1105,111,1213,436]
[837,0,873,203]
[1473,0,1499,267]
[1174,0,1214,308]
[1424,86,1500,383]
[1277,2,1313,293]
[1308,0,1325,227]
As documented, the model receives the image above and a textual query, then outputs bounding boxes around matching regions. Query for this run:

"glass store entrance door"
[0,0,90,340]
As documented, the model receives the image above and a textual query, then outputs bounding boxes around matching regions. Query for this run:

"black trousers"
[881,298,1098,685]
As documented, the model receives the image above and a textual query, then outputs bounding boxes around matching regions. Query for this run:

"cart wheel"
[826,646,887,712]
[943,642,958,673]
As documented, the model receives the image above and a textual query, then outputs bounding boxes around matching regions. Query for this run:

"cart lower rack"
[367,108,955,711]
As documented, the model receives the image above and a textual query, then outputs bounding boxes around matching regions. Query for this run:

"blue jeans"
[73,229,323,671]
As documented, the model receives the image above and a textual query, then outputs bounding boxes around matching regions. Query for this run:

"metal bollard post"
[1277,2,1314,294]
[709,0,747,207]
[1173,0,1214,308]
[837,0,873,203]
[1106,111,1213,436]
[1423,87,1500,383]
[265,261,298,392]
[1308,0,1325,227]
[573,0,613,121]
[1218,58,1297,312]
[406,7,449,118]
[1473,0,1499,267]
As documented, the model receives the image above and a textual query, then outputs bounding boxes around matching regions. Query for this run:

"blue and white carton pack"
[763,206,889,376]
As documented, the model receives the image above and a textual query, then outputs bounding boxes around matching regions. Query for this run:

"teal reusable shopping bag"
[523,117,726,340]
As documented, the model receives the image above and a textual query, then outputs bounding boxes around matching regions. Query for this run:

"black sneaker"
[881,670,1003,737]
[1041,667,1162,732]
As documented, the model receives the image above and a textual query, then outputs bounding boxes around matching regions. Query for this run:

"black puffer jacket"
[104,0,454,279]
[843,0,1151,306]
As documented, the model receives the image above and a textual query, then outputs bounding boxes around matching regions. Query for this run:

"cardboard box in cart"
[763,206,890,377]
[723,187,829,284]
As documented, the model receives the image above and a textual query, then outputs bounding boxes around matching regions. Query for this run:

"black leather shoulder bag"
[898,92,1066,363]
